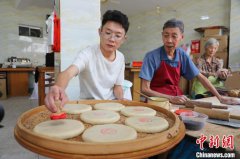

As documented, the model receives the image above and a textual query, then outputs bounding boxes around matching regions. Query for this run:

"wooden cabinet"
[8,71,29,96]
[0,68,34,97]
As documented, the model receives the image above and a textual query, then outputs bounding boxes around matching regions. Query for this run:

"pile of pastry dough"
[33,103,169,143]
[228,89,240,97]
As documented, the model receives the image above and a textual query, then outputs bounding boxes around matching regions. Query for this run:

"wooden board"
[195,96,240,116]
[186,97,240,153]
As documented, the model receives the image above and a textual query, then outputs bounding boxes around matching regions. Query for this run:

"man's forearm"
[141,85,172,100]
[113,85,123,100]
[55,65,79,90]
[55,72,71,89]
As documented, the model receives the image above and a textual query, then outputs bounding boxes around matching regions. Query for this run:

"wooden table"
[125,66,141,101]
[0,68,34,96]
[176,97,240,156]
[37,67,54,106]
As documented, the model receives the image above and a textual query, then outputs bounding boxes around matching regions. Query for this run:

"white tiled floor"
[0,97,49,159]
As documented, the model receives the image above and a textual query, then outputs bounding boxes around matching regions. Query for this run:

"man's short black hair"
[102,10,129,33]
[163,19,184,33]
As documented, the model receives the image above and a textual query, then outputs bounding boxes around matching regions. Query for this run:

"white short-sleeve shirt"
[72,44,125,100]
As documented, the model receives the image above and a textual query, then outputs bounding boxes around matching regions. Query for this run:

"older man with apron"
[140,19,240,105]
[140,18,240,159]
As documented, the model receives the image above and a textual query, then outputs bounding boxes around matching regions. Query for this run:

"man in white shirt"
[45,10,129,113]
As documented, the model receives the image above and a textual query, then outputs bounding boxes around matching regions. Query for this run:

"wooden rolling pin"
[229,114,240,123]
[185,100,228,109]
[194,106,230,121]
[230,114,240,120]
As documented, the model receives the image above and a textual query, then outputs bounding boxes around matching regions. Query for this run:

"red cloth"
[150,54,183,96]
[52,12,61,52]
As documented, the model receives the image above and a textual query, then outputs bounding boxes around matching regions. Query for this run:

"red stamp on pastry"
[101,128,117,135]
[139,117,152,123]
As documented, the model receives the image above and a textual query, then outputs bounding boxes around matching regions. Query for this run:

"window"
[19,25,43,38]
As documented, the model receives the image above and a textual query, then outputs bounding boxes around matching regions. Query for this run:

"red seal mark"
[101,128,117,135]
[175,109,192,115]
[139,117,151,123]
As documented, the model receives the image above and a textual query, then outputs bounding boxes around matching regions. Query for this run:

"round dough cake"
[62,104,92,114]
[93,102,125,111]
[82,124,137,143]
[125,116,169,133]
[33,119,85,139]
[80,110,120,124]
[120,106,156,117]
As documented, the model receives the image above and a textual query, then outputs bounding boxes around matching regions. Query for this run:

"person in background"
[191,38,231,99]
[45,10,129,113]
[139,18,240,105]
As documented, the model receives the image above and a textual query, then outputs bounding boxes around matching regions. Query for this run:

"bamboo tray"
[14,100,185,159]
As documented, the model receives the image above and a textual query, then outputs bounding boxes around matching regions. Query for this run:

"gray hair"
[204,38,219,49]
[163,19,184,33]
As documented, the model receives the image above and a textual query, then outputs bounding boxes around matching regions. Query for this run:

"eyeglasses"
[101,31,124,42]
[163,34,179,41]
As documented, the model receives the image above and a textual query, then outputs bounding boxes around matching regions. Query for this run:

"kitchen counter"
[0,67,34,72]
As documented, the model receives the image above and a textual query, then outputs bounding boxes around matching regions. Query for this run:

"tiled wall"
[119,0,230,63]
[0,1,52,66]
[60,0,100,100]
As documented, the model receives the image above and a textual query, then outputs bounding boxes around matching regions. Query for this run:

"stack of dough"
[80,110,120,124]
[125,116,169,133]
[120,106,156,117]
[228,89,240,98]
[33,102,170,143]
[82,124,137,143]
[93,102,125,111]
[62,104,92,114]
[33,119,85,139]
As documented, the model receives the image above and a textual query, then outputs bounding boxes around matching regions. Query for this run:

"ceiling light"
[200,16,210,20]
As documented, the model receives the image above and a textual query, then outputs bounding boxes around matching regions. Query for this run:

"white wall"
[60,0,100,100]
[229,0,240,71]
[0,0,52,66]
[120,0,230,63]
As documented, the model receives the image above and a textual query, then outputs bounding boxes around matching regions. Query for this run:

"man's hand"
[219,96,240,105]
[217,69,231,80]
[44,85,69,113]
[169,95,189,105]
